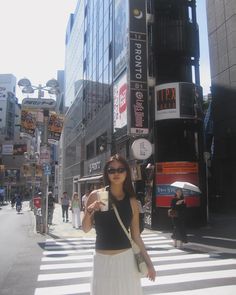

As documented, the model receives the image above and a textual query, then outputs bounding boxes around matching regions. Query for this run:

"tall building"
[0,74,17,140]
[206,0,236,210]
[62,0,205,228]
[0,74,28,200]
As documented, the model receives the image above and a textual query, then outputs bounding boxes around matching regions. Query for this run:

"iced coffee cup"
[97,190,109,211]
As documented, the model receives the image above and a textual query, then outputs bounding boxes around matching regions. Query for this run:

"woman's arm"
[81,191,105,233]
[130,198,156,281]
[81,192,97,232]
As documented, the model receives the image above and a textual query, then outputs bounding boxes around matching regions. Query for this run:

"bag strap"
[112,204,132,243]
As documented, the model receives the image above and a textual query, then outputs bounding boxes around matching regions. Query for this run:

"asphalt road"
[0,202,45,295]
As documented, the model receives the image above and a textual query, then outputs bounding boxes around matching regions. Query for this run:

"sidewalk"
[48,203,96,239]
[48,203,236,255]
[48,203,154,239]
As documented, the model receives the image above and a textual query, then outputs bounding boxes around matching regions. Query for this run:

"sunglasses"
[107,167,126,174]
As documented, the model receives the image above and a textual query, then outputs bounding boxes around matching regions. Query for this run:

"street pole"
[41,109,49,234]
[204,152,210,224]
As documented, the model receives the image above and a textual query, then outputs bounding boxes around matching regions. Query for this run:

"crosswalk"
[34,233,236,295]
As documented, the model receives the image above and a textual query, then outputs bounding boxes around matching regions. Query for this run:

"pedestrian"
[82,154,156,295]
[137,192,145,233]
[170,188,187,248]
[48,192,56,225]
[60,191,70,222]
[71,192,81,229]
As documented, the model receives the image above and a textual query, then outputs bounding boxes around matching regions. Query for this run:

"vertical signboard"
[113,71,128,131]
[128,0,148,135]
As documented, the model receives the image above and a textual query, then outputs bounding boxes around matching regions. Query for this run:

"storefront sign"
[22,98,56,110]
[128,0,148,135]
[131,138,152,160]
[89,161,101,173]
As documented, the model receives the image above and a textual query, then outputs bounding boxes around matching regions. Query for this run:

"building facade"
[62,0,206,228]
[206,0,236,210]
[0,74,29,200]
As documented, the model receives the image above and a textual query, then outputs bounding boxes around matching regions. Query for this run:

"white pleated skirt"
[91,248,143,295]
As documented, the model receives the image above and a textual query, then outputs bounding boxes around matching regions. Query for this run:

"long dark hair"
[103,154,136,198]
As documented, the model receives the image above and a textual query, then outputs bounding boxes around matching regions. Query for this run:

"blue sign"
[43,163,51,175]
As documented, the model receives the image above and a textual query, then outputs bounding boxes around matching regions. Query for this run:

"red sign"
[155,162,201,208]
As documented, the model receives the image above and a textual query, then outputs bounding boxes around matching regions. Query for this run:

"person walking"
[71,192,81,229]
[170,188,187,248]
[82,154,156,295]
[48,192,56,225]
[60,191,70,222]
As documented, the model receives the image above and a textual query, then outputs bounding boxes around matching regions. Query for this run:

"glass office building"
[63,0,206,228]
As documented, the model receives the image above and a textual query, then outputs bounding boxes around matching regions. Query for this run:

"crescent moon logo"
[133,9,143,19]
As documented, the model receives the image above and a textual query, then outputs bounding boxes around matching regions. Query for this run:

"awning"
[78,174,103,183]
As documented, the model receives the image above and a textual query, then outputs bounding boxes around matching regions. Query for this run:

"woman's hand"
[87,200,105,214]
[147,264,156,281]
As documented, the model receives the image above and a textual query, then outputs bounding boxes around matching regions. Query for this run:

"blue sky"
[0,0,211,99]
[196,0,211,95]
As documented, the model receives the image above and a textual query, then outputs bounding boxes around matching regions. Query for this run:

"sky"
[0,0,211,100]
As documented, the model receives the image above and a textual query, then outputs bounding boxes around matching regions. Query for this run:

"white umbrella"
[170,181,201,193]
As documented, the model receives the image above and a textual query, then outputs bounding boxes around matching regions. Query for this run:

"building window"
[86,140,95,159]
[96,132,108,154]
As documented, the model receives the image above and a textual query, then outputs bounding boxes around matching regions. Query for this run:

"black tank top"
[94,195,133,250]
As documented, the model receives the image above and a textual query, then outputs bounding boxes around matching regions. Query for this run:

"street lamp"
[18,78,60,99]
[18,78,59,234]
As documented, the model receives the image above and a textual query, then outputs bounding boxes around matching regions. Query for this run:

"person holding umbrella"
[170,188,187,248]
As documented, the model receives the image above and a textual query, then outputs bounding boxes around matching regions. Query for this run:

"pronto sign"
[22,98,56,110]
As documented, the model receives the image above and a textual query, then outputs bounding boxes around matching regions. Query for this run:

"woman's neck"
[110,185,125,200]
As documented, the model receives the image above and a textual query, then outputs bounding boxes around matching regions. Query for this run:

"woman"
[71,192,81,229]
[82,154,156,295]
[170,188,187,248]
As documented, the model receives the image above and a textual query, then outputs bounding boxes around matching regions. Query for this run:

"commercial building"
[206,0,236,210]
[0,74,28,200]
[63,0,206,228]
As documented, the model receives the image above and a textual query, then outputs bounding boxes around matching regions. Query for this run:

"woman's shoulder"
[129,196,139,213]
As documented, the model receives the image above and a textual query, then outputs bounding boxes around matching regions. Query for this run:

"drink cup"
[97,190,109,211]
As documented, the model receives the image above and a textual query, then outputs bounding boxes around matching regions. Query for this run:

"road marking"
[141,269,236,286]
[40,258,236,271]
[148,285,236,295]
[35,233,236,295]
[202,235,236,242]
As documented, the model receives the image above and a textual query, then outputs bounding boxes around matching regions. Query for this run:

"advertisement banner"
[129,0,148,135]
[114,0,129,78]
[35,164,43,177]
[155,83,180,120]
[48,112,64,141]
[155,162,201,208]
[23,164,31,177]
[5,168,20,183]
[20,109,37,136]
[155,82,203,121]
[13,144,27,155]
[2,144,13,155]
[113,71,128,131]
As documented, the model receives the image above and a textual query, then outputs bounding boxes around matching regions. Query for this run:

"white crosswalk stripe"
[34,233,236,295]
